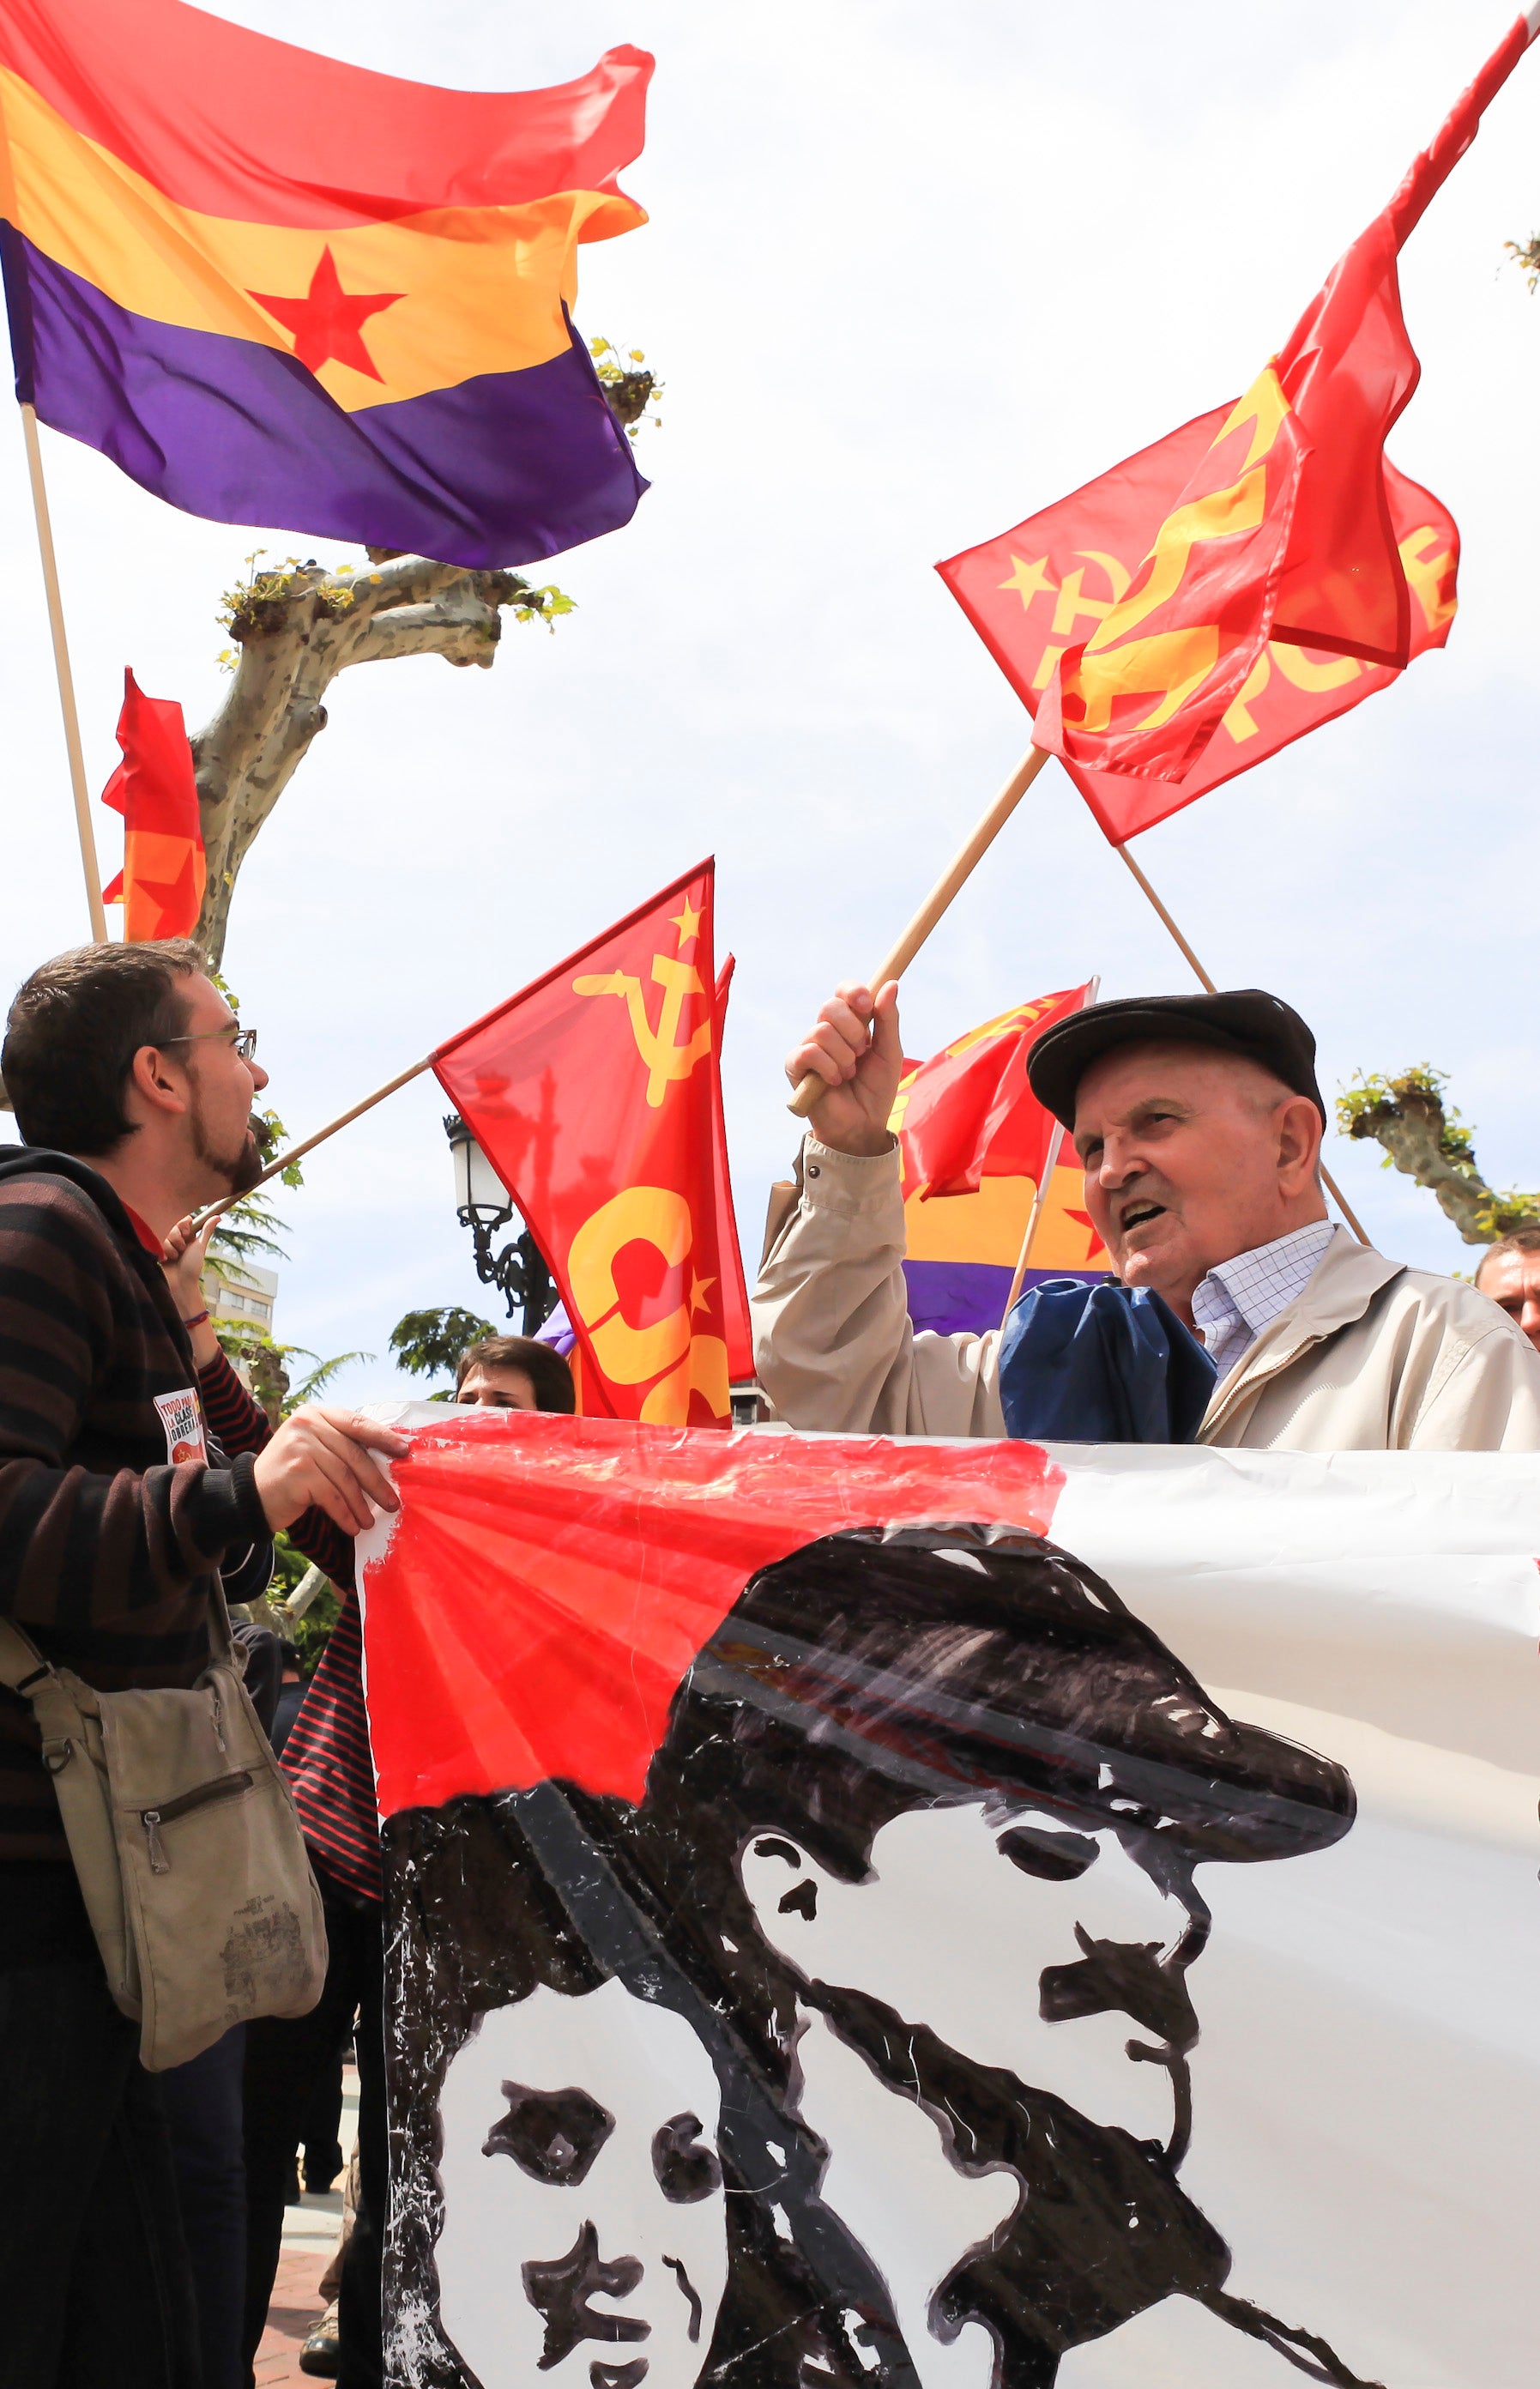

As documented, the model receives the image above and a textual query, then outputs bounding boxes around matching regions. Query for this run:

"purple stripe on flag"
[2,230,645,567]
[903,1259,1108,1339]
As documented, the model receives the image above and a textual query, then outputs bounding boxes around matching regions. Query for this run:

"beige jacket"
[752,1139,1540,1452]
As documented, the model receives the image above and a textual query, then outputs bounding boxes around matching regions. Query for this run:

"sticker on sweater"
[154,1387,207,1465]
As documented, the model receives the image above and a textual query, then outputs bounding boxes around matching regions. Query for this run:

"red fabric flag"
[939,436,1457,845]
[891,984,1093,1201]
[432,864,748,1427]
[99,668,206,937]
[938,15,1531,837]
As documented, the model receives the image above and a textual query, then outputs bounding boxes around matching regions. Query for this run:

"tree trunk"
[191,555,545,966]
[1341,1076,1525,1243]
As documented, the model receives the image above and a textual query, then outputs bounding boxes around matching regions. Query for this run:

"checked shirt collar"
[1189,1220,1336,1380]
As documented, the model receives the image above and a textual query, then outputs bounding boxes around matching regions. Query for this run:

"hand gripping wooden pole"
[20,402,108,944]
[787,743,1052,1119]
[1114,843,1369,1244]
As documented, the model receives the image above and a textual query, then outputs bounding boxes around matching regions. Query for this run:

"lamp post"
[444,1114,557,1337]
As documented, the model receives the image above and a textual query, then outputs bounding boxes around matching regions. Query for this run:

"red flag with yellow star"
[938,433,1458,846]
[432,864,748,1426]
[936,14,1536,838]
[889,987,1110,1335]
[100,668,207,940]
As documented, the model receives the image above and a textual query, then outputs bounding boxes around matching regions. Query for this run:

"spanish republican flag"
[432,865,752,1428]
[100,669,205,941]
[889,988,1109,1337]
[0,0,650,568]
[939,15,1535,840]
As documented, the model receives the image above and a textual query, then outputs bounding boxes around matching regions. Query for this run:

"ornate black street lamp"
[443,1114,558,1337]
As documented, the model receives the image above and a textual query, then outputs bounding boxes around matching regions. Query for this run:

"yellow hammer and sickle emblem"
[573,954,713,1109]
[1063,366,1290,735]
[1398,525,1457,633]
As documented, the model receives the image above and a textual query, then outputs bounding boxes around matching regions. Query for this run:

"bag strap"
[0,1612,56,1698]
[0,1577,239,1701]
[204,1576,239,1671]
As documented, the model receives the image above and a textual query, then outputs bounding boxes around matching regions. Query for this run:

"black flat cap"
[1026,989,1325,1130]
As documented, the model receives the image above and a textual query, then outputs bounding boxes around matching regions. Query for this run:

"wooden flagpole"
[999,974,1102,1327]
[189,1051,438,1233]
[787,743,1051,1118]
[999,1119,1067,1328]
[1114,843,1368,1242]
[19,403,108,944]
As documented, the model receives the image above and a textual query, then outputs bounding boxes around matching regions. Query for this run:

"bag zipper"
[141,1769,253,1874]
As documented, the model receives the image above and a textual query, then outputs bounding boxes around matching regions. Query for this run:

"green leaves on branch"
[512,585,576,632]
[1336,1065,1540,1244]
[589,335,663,438]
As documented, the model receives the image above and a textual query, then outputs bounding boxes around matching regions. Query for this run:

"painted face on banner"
[739,1800,1199,2380]
[435,1979,730,2389]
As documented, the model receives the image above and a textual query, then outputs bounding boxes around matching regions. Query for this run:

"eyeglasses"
[163,1022,258,1061]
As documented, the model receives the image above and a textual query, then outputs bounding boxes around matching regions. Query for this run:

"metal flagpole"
[19,402,108,943]
[1114,843,1368,1243]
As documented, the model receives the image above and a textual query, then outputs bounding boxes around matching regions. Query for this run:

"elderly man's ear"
[1277,1094,1326,1195]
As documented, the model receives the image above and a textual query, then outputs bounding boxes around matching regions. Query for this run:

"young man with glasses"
[0,938,407,2388]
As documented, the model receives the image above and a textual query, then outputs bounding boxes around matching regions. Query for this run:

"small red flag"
[891,984,1092,1201]
[432,864,749,1427]
[100,668,206,938]
[939,16,1531,838]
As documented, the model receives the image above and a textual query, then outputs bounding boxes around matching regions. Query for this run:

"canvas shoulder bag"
[0,1588,328,2071]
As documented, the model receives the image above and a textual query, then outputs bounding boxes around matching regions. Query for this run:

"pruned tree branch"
[186,334,654,966]
[191,555,557,963]
[1337,1067,1540,1244]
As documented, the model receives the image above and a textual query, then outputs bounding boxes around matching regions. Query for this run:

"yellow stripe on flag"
[0,65,638,408]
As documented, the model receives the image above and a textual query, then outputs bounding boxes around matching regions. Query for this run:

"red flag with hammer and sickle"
[939,15,1533,841]
[432,862,751,1426]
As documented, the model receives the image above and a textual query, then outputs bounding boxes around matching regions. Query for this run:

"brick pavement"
[253,2243,329,2386]
[252,2061,355,2385]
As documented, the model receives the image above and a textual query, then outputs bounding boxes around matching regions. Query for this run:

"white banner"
[362,1420,1540,2389]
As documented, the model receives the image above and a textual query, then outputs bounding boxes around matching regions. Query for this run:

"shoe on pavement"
[299,2306,341,2378]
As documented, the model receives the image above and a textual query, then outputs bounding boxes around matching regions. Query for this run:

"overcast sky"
[1,0,1536,1402]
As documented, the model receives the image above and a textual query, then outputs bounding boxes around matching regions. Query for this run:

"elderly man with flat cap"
[753,978,1540,1449]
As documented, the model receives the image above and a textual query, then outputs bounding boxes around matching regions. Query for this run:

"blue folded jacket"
[999,1277,1217,1443]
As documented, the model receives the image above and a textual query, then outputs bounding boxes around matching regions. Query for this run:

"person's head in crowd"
[2,938,269,1220]
[278,1640,303,1684]
[456,1334,575,1415]
[1027,990,1329,1324]
[1473,1225,1540,1352]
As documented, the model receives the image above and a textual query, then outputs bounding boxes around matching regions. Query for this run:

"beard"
[190,1092,265,1197]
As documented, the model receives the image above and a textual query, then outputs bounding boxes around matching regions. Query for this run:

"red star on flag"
[1065,1207,1111,1267]
[134,849,203,940]
[249,246,403,380]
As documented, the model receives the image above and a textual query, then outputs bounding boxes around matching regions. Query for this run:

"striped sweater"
[0,1149,269,1862]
